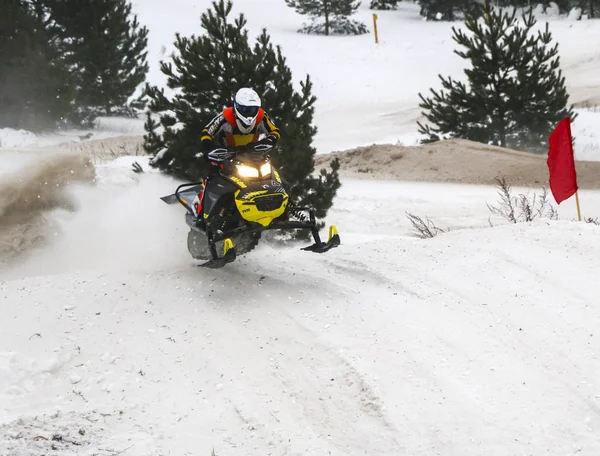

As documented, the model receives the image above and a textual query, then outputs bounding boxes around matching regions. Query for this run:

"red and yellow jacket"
[201,107,280,152]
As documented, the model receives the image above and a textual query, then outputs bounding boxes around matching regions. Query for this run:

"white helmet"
[233,88,261,134]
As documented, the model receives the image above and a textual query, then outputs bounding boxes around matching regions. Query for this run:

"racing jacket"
[200,107,280,153]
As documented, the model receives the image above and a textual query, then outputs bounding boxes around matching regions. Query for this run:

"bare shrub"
[585,217,599,225]
[406,212,446,238]
[487,177,558,224]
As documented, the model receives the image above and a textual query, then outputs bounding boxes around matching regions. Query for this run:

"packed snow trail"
[2,156,600,455]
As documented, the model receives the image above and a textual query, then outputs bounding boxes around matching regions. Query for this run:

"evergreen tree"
[417,3,575,153]
[418,0,481,20]
[39,0,149,124]
[0,1,74,131]
[144,0,341,219]
[285,0,368,35]
[370,0,400,9]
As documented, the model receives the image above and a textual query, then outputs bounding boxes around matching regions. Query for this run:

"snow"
[572,109,600,161]
[2,162,600,454]
[568,7,582,20]
[3,1,600,454]
[0,116,144,152]
[0,129,41,149]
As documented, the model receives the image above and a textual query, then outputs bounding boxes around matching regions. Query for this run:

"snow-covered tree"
[39,0,149,125]
[418,0,481,20]
[143,0,341,218]
[285,0,368,35]
[417,3,575,153]
[370,0,400,9]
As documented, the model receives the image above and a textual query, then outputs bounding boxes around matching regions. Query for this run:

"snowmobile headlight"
[236,164,260,178]
[260,163,272,177]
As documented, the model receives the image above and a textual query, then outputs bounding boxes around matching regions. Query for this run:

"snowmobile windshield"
[235,102,259,118]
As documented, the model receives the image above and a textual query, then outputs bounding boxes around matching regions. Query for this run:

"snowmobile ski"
[302,225,341,253]
[200,238,236,269]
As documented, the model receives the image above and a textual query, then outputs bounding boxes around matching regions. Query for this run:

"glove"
[207,148,233,162]
[262,135,278,147]
[254,135,278,152]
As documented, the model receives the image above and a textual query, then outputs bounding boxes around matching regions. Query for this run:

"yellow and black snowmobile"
[160,143,340,268]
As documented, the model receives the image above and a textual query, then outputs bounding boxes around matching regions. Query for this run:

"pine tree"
[143,0,341,219]
[370,0,400,9]
[418,0,481,20]
[0,1,74,131]
[39,0,149,125]
[285,0,368,35]
[417,4,575,153]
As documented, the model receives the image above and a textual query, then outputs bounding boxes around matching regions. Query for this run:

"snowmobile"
[160,143,340,268]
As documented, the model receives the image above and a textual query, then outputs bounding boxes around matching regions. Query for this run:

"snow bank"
[316,138,600,188]
[93,116,146,136]
[0,129,42,149]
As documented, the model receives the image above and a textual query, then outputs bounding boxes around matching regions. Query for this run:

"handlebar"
[207,142,274,162]
[207,148,234,161]
[231,142,274,153]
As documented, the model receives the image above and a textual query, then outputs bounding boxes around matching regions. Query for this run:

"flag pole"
[575,190,582,221]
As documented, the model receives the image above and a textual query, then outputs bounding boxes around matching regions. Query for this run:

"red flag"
[547,117,578,204]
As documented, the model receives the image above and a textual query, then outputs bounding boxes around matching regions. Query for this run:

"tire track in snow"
[265,330,404,454]
[152,258,406,454]
[320,253,425,300]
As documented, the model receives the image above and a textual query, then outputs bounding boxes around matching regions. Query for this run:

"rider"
[200,87,280,162]
[194,88,281,219]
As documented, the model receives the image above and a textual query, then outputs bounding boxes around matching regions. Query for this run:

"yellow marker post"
[373,14,379,44]
[575,191,582,221]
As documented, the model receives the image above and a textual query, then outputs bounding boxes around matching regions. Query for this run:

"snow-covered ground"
[3,1,600,455]
[2,161,600,455]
